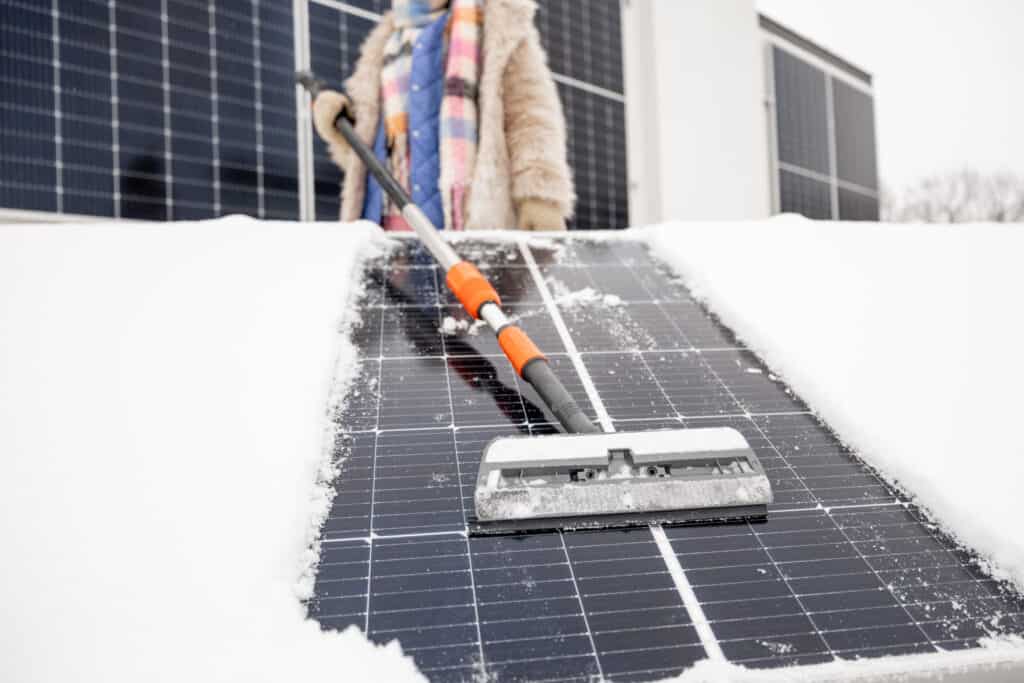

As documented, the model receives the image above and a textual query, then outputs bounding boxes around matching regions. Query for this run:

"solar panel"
[832,78,878,192]
[779,169,831,220]
[768,43,880,221]
[0,0,302,220]
[772,46,830,177]
[0,0,628,229]
[313,236,1024,680]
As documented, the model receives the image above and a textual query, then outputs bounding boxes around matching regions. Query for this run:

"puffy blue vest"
[362,12,447,230]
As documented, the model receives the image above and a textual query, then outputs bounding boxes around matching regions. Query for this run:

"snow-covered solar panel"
[312,237,1024,680]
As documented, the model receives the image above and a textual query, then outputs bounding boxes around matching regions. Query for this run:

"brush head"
[469,427,772,536]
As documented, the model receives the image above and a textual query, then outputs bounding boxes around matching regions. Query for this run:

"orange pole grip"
[498,326,546,377]
[445,261,501,319]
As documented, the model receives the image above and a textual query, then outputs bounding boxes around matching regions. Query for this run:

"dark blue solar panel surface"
[773,46,829,178]
[312,237,1024,680]
[4,0,627,228]
[771,44,880,222]
[0,0,301,220]
[832,78,878,192]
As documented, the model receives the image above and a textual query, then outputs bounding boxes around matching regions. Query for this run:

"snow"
[3,215,1022,681]
[670,637,1024,682]
[643,216,1024,589]
[0,217,424,682]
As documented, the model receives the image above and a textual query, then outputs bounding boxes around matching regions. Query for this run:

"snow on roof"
[2,215,1022,681]
[0,217,423,682]
[644,216,1024,591]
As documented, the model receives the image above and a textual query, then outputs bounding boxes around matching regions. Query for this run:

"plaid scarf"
[380,0,481,230]
[439,0,481,230]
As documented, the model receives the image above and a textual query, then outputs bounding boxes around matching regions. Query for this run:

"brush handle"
[297,70,600,435]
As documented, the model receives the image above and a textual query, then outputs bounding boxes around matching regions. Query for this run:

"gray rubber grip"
[522,359,601,434]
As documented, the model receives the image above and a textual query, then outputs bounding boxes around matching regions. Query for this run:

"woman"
[312,0,574,231]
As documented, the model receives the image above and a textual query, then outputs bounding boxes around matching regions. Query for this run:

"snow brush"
[297,71,772,535]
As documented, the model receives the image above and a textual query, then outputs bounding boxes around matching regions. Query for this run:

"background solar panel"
[0,0,301,220]
[773,47,830,177]
[833,78,878,192]
[838,186,880,221]
[779,168,832,220]
[769,42,880,221]
[1,3,58,213]
[315,236,1024,680]
[1,0,626,229]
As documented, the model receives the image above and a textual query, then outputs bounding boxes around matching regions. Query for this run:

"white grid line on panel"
[650,525,726,661]
[559,532,605,679]
[520,239,725,664]
[293,0,315,220]
[826,517,948,652]
[520,242,612,432]
[764,42,781,215]
[435,268,487,671]
[825,75,839,220]
[160,0,173,219]
[364,288,386,633]
[778,161,878,199]
[251,0,266,218]
[209,1,221,215]
[108,0,120,218]
[310,0,382,23]
[551,73,625,103]
[742,518,836,658]
[51,0,63,213]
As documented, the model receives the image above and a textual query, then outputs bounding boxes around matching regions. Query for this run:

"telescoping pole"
[296,71,598,435]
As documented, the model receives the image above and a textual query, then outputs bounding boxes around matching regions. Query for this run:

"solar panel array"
[769,44,880,221]
[1,0,628,230]
[313,236,1024,680]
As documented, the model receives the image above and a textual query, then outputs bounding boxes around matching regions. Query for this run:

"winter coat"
[362,11,447,229]
[324,0,575,229]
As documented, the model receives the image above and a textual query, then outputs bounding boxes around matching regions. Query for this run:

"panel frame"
[762,30,880,220]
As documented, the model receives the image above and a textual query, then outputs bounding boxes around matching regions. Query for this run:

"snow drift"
[644,216,1024,590]
[0,217,424,682]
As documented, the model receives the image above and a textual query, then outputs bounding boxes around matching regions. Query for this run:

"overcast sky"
[756,0,1023,191]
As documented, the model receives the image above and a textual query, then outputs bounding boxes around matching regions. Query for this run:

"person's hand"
[312,90,352,146]
[517,198,566,231]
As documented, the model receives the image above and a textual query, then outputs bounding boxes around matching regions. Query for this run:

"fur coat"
[323,0,575,229]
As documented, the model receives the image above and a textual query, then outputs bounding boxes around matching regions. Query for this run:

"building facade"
[0,0,877,227]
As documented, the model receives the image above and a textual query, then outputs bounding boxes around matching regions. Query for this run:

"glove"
[312,90,352,147]
[517,198,567,231]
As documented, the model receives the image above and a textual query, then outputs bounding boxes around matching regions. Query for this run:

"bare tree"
[883,169,1024,223]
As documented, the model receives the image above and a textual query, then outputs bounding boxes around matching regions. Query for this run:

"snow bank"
[0,217,424,682]
[643,216,1024,589]
[672,637,1024,681]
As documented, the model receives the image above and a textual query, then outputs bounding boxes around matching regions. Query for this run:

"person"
[311,0,574,231]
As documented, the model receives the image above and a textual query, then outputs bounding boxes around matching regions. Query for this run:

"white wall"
[623,0,771,222]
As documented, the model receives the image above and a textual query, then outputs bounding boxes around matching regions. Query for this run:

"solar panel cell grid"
[314,236,1024,680]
